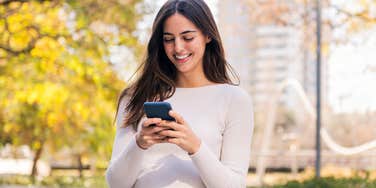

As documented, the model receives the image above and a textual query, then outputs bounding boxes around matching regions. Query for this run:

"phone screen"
[143,102,175,121]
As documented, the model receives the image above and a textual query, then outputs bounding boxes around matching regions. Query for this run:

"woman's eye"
[163,38,174,42]
[184,37,194,41]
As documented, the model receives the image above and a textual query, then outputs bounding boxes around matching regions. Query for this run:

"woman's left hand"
[157,110,201,155]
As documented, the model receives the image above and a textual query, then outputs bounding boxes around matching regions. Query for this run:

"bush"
[271,177,376,188]
[0,175,107,188]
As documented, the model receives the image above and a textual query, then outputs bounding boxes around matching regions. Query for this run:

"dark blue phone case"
[143,102,175,121]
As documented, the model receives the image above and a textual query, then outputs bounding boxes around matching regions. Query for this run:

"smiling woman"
[162,13,211,81]
[105,0,254,187]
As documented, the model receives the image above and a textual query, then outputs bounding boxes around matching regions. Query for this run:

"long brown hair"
[116,0,239,130]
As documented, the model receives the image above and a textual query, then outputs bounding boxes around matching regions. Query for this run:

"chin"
[176,68,191,74]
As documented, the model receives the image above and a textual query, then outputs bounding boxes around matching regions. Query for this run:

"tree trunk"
[78,154,83,178]
[31,143,43,177]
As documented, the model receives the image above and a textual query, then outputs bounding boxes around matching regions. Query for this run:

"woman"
[106,0,254,187]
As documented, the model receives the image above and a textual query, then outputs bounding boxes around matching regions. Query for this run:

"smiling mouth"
[174,53,192,63]
[174,54,192,59]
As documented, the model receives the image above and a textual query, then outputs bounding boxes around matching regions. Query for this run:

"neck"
[175,72,214,88]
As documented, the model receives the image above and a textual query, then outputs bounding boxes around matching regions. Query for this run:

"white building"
[217,0,326,111]
[217,0,253,93]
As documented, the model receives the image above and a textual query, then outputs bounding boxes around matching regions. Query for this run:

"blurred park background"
[0,0,376,187]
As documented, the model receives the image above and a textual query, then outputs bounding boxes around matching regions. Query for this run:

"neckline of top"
[175,83,228,90]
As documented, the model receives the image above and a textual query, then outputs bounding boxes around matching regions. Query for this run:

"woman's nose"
[174,39,184,53]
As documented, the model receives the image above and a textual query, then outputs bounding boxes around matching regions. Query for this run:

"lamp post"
[315,0,322,179]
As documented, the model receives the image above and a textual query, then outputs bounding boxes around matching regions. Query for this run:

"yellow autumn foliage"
[0,0,142,169]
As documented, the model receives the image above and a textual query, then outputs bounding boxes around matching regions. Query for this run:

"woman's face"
[163,13,210,77]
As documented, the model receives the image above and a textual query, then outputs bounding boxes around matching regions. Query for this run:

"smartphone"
[143,102,175,121]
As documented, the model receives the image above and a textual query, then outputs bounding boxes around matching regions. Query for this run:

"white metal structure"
[256,78,376,183]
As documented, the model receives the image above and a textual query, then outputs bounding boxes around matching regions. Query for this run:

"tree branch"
[0,2,22,18]
[0,23,67,55]
[331,5,376,23]
[0,36,38,55]
[4,18,10,47]
[0,0,28,6]
[0,0,55,6]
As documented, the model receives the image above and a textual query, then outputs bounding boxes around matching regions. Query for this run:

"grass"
[248,166,376,188]
[1,167,376,188]
[0,169,107,188]
[0,175,107,188]
[267,177,376,188]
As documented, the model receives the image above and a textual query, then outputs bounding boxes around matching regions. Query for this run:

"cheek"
[163,45,173,57]
[193,39,206,49]
[192,42,206,56]
[163,44,168,53]
[163,45,176,65]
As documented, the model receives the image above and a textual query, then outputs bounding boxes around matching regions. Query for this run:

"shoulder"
[115,87,134,128]
[118,87,134,108]
[221,84,252,105]
[222,84,254,125]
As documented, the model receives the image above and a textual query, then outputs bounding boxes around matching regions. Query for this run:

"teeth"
[175,54,190,59]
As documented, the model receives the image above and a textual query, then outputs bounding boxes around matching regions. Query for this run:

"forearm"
[106,136,145,188]
[190,143,248,188]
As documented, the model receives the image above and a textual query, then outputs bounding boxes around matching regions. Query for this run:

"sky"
[328,0,376,113]
[328,27,376,113]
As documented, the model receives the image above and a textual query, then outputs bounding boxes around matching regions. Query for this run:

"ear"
[205,36,212,43]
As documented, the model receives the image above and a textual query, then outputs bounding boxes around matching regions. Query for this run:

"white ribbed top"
[106,84,254,188]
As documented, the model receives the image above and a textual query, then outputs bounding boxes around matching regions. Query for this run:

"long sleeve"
[189,89,254,188]
[105,98,146,188]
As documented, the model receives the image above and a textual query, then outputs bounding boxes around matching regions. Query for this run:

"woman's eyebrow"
[163,30,197,35]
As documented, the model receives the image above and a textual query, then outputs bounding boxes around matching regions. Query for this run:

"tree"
[245,0,376,44]
[0,0,142,176]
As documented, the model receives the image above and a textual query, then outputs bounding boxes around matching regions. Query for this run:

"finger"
[169,110,185,124]
[154,138,169,144]
[165,137,181,145]
[143,118,162,127]
[158,129,182,138]
[140,131,167,139]
[151,134,167,140]
[157,120,183,131]
[140,135,154,140]
[147,136,169,146]
[150,126,171,134]
[143,125,170,136]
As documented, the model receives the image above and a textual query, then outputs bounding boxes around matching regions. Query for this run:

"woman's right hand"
[135,118,170,150]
